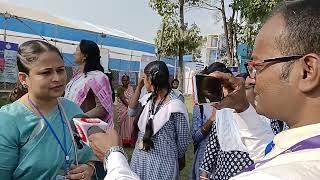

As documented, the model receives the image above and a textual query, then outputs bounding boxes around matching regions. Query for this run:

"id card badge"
[65,155,71,173]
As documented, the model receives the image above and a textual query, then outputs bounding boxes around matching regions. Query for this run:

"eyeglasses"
[245,55,303,79]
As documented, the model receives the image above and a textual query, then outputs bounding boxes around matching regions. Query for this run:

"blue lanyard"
[242,134,320,172]
[27,96,70,172]
[264,141,275,155]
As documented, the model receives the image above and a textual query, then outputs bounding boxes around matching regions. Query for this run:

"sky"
[0,0,229,43]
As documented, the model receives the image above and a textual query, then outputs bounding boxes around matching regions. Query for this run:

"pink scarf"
[65,70,114,128]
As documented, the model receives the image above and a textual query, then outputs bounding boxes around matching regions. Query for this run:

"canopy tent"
[0,2,155,72]
[0,2,182,91]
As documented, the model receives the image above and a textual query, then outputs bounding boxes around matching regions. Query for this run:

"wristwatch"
[103,146,127,171]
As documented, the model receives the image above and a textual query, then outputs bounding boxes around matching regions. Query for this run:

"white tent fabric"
[0,2,151,44]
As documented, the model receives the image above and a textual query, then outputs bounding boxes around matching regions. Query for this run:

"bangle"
[87,162,95,171]
[87,161,96,174]
[103,146,127,171]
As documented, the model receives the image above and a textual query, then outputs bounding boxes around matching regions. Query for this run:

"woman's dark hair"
[203,62,232,75]
[9,40,63,102]
[105,71,115,103]
[121,74,130,81]
[142,61,170,151]
[144,61,170,92]
[79,40,104,74]
[199,62,232,120]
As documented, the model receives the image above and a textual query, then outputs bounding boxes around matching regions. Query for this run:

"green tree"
[190,0,241,66]
[155,17,203,58]
[236,0,283,47]
[192,0,282,65]
[149,0,204,92]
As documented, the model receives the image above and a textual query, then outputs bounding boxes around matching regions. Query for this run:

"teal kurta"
[0,98,93,180]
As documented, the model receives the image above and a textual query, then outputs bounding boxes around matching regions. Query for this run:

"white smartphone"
[193,74,223,105]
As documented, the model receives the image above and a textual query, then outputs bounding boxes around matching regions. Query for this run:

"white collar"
[138,98,189,135]
[273,123,320,151]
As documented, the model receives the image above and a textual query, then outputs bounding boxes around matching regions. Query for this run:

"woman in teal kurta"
[0,40,94,180]
[0,98,93,179]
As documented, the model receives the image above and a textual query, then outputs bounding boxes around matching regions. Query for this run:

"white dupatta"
[138,93,189,135]
[216,108,248,152]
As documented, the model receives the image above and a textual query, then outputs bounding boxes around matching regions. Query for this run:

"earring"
[82,56,87,62]
[22,84,28,89]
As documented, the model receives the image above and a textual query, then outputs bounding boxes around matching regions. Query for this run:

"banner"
[0,41,19,83]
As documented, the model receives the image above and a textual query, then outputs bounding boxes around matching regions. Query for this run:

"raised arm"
[129,78,144,109]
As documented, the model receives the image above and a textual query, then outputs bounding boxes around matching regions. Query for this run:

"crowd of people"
[0,0,320,180]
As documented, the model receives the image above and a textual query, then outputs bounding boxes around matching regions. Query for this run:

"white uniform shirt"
[104,105,320,180]
[231,105,320,180]
[104,152,140,180]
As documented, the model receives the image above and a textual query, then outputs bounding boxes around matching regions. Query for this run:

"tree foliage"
[149,0,177,17]
[193,0,283,63]
[149,0,205,91]
[236,0,283,47]
[154,17,203,58]
[237,0,282,24]
[149,0,204,58]
[149,0,283,69]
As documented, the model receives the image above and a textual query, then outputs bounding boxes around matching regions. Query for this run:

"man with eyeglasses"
[209,0,320,179]
[73,1,320,180]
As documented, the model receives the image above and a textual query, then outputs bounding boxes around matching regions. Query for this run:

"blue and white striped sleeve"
[191,105,206,144]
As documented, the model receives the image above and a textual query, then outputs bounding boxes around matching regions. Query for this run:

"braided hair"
[142,61,170,151]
